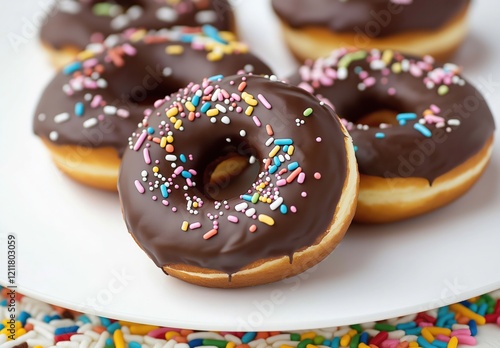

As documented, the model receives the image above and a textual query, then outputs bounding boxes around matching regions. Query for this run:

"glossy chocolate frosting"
[41,0,233,50]
[272,0,470,37]
[118,75,349,275]
[33,28,272,156]
[288,49,495,182]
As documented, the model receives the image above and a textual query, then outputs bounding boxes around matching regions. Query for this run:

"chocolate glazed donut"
[33,28,273,191]
[271,0,471,61]
[289,48,495,223]
[40,0,233,51]
[117,75,359,288]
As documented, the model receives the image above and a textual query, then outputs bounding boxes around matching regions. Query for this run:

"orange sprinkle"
[255,332,269,340]
[173,336,188,343]
[203,229,218,240]
[24,323,34,332]
[108,49,124,67]
[95,64,105,74]
[286,167,303,183]
[266,124,274,136]
[269,332,281,336]
[238,82,247,92]
[180,329,194,336]
[152,137,161,144]
[249,225,257,233]
[166,144,175,153]
[264,158,271,170]
[93,325,107,334]
[188,112,195,121]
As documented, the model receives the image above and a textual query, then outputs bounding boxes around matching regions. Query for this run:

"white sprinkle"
[401,59,410,72]
[127,5,143,20]
[163,67,172,77]
[195,10,217,24]
[84,93,92,101]
[240,130,246,137]
[156,7,178,22]
[337,67,348,80]
[235,202,248,212]
[269,75,278,81]
[109,4,123,17]
[221,116,230,124]
[370,60,386,70]
[110,14,130,30]
[104,34,120,48]
[38,113,46,121]
[447,119,461,126]
[245,208,256,217]
[83,118,98,129]
[165,155,177,161]
[215,104,227,113]
[270,197,284,211]
[226,137,231,142]
[53,112,70,123]
[59,0,81,14]
[210,118,217,124]
[249,156,256,164]
[49,131,59,141]
[244,64,254,73]
[97,79,107,88]
[104,105,117,115]
[265,137,274,146]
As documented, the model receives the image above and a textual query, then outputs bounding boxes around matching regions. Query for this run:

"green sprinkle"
[202,340,228,348]
[350,324,363,333]
[291,334,301,341]
[303,108,313,117]
[93,3,113,16]
[313,336,325,345]
[438,85,449,96]
[297,339,314,348]
[374,323,396,332]
[251,193,260,204]
[338,50,368,68]
[349,333,360,348]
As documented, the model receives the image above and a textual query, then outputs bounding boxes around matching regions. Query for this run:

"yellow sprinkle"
[185,102,196,112]
[241,92,253,99]
[153,166,159,173]
[301,332,316,340]
[258,214,275,226]
[166,135,174,143]
[426,327,451,336]
[34,346,44,348]
[244,96,258,106]
[181,221,189,232]
[174,119,183,130]
[226,342,236,348]
[160,137,168,148]
[269,145,280,157]
[382,49,393,65]
[421,328,434,343]
[280,345,294,348]
[193,202,198,208]
[305,345,317,348]
[169,116,177,124]
[392,62,402,74]
[207,52,223,61]
[447,336,458,348]
[166,45,184,55]
[165,331,180,340]
[76,50,95,61]
[340,334,351,346]
[130,29,147,42]
[167,107,179,117]
[129,324,159,335]
[245,106,254,116]
[468,296,480,303]
[287,145,295,156]
[2,320,21,330]
[113,329,126,348]
[259,197,266,202]
[14,328,26,339]
[206,109,219,117]
[348,329,358,337]
[219,31,236,41]
[408,342,419,348]
[266,198,272,204]
[450,304,486,325]
[358,344,370,348]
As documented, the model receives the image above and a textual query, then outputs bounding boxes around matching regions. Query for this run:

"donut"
[40,0,234,67]
[288,48,495,223]
[117,74,359,288]
[271,0,470,62]
[33,27,273,191]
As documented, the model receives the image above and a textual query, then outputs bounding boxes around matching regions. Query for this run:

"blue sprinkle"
[432,340,448,348]
[106,321,121,334]
[399,119,407,126]
[283,145,289,153]
[274,138,293,146]
[192,94,200,107]
[51,314,62,321]
[330,337,340,348]
[242,332,257,344]
[202,24,227,44]
[0,299,5,307]
[413,123,432,137]
[460,300,472,308]
[354,145,358,152]
[396,321,417,330]
[273,156,281,166]
[105,337,114,346]
[396,113,417,121]
[180,34,195,43]
[129,342,142,348]
[469,303,478,312]
[375,132,385,139]
[147,127,155,135]
[179,154,187,163]
[287,162,299,171]
[181,171,192,179]
[201,102,211,113]
[478,303,488,316]
[208,74,224,81]
[354,66,363,74]
[436,312,454,327]
[469,319,478,336]
[405,327,422,336]
[438,306,449,317]
[0,324,4,330]
[100,317,111,327]
[18,311,30,326]
[160,184,169,198]
[54,325,79,335]
[268,165,278,174]
[242,195,253,202]
[359,332,369,344]
[75,102,84,116]
[323,340,331,346]
[280,204,288,214]
[79,315,91,324]
[189,339,203,348]
[417,336,438,348]
[63,61,82,75]
[43,314,52,323]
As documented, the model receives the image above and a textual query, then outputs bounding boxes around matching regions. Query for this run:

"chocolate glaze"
[33,29,272,157]
[118,75,349,275]
[272,0,470,37]
[288,49,495,182]
[41,0,233,50]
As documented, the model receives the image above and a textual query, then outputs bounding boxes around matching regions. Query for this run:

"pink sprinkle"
[276,179,287,187]
[316,137,322,142]
[257,94,272,109]
[298,82,314,94]
[83,58,99,69]
[325,67,337,79]
[455,335,476,345]
[221,89,230,99]
[122,43,137,56]
[249,225,257,233]
[236,106,243,113]
[162,200,169,206]
[435,334,450,342]
[228,215,239,223]
[133,131,148,151]
[204,85,214,95]
[430,104,441,114]
[190,222,202,230]
[174,166,184,175]
[410,64,423,77]
[231,93,241,101]
[152,196,157,201]
[359,71,369,80]
[497,315,500,325]
[290,206,297,213]
[380,339,399,348]
[134,180,145,194]
[419,322,433,327]
[143,148,151,164]
[253,116,262,127]
[314,172,321,180]
[298,172,306,184]
[301,192,307,198]
[90,95,102,108]
[147,328,172,338]
[364,77,376,87]
[117,109,130,118]
[189,169,197,175]
[172,207,177,212]
[191,84,200,93]
[299,65,312,81]
[98,114,105,121]
[451,329,471,336]
[186,178,193,187]
[154,99,165,108]
[424,114,445,124]
[388,87,396,96]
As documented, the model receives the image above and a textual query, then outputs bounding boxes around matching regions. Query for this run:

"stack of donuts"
[32,0,495,288]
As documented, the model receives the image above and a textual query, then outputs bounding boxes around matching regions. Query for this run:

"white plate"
[1,0,500,332]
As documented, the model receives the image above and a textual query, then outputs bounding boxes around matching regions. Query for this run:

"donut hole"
[337,99,402,128]
[356,109,400,127]
[201,139,260,201]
